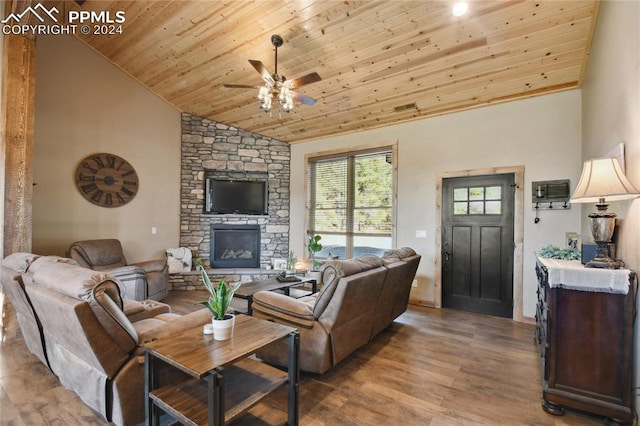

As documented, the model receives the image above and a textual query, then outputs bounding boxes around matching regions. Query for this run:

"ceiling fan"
[224,34,321,113]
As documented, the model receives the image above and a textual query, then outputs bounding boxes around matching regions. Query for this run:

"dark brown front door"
[442,173,514,318]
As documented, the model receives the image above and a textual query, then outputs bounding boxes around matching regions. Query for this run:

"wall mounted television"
[205,178,268,215]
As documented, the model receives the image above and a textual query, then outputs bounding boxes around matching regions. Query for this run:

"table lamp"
[570,157,640,268]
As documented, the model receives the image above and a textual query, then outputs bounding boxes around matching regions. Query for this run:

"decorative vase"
[211,314,235,341]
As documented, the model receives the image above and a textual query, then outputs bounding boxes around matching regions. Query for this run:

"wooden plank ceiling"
[53,0,599,143]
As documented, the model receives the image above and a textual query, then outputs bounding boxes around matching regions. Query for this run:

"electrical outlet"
[412,279,418,288]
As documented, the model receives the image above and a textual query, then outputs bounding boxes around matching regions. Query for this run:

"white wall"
[291,90,582,319]
[580,0,640,408]
[582,0,640,269]
[33,35,182,262]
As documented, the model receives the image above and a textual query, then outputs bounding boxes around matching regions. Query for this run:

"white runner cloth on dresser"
[537,257,632,294]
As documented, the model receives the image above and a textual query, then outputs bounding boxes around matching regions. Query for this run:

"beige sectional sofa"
[1,253,212,426]
[252,247,420,373]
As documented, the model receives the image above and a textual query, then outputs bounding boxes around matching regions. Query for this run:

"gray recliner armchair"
[69,239,169,301]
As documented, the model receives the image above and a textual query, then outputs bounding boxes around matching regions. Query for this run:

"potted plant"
[196,263,241,340]
[285,250,297,275]
[307,234,323,270]
[307,234,323,285]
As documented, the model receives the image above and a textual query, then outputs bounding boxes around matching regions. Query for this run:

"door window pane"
[453,185,502,215]
[469,201,484,214]
[454,188,468,201]
[454,202,468,215]
[485,201,501,214]
[486,186,501,200]
[469,187,484,200]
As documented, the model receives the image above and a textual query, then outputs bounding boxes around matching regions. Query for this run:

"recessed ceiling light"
[452,2,469,17]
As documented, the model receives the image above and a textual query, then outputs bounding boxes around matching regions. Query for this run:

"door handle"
[442,251,450,261]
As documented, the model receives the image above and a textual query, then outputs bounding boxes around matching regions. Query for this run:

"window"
[307,147,395,259]
[453,185,502,215]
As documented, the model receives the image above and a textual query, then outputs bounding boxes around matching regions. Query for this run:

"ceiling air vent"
[394,102,417,112]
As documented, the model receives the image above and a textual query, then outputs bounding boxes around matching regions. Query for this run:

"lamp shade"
[570,157,640,204]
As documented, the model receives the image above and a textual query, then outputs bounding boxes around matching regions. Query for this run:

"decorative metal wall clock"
[75,153,139,207]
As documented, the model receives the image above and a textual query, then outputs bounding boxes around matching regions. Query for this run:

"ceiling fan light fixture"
[257,86,270,101]
[278,86,290,103]
[226,34,321,116]
[282,96,294,112]
[260,93,273,111]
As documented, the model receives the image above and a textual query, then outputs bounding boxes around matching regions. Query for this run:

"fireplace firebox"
[210,224,261,268]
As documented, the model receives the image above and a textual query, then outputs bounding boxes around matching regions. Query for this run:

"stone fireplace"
[210,224,261,268]
[176,112,290,281]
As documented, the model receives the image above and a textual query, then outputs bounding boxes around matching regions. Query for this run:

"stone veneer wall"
[174,112,290,289]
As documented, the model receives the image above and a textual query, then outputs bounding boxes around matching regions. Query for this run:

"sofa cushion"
[3,252,42,273]
[70,239,128,269]
[381,247,417,265]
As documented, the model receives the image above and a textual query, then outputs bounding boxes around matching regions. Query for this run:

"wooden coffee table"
[143,315,299,425]
[234,276,317,315]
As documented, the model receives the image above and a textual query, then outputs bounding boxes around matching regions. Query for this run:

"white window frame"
[305,141,398,260]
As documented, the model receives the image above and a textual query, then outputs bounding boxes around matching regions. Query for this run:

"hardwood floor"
[0,290,607,425]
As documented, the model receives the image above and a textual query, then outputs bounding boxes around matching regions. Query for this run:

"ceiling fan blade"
[287,72,321,89]
[223,83,259,89]
[291,91,317,106]
[248,59,275,85]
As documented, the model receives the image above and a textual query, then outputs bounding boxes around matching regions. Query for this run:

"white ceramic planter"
[211,314,235,340]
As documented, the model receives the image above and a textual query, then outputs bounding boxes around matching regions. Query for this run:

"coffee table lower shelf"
[149,357,287,426]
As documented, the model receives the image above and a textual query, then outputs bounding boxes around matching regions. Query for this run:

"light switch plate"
[415,230,427,239]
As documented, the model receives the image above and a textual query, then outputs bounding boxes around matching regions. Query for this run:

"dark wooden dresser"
[535,257,636,424]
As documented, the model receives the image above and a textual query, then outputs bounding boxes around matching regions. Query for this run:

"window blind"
[308,149,393,238]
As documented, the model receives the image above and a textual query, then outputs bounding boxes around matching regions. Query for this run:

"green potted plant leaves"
[196,262,241,340]
[285,250,297,275]
[307,234,323,286]
[307,234,323,271]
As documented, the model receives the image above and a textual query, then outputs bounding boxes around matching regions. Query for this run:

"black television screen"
[205,179,268,215]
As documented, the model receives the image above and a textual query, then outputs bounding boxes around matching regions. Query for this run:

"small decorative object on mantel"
[195,259,241,341]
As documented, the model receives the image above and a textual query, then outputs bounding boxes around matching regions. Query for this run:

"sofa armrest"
[123,299,171,322]
[251,291,316,329]
[107,266,148,300]
[130,259,167,274]
[106,265,145,275]
[137,308,212,345]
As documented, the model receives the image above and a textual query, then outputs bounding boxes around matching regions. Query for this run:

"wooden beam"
[1,1,37,342]
[2,33,36,256]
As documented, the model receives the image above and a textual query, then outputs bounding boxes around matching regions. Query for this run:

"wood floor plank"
[0,290,608,425]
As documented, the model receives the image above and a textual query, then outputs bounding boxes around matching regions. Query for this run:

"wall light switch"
[415,230,427,239]
[151,227,157,235]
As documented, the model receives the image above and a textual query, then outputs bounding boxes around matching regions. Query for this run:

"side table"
[144,315,299,425]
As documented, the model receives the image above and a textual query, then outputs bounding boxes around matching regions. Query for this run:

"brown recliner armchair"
[20,254,211,426]
[69,239,169,301]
